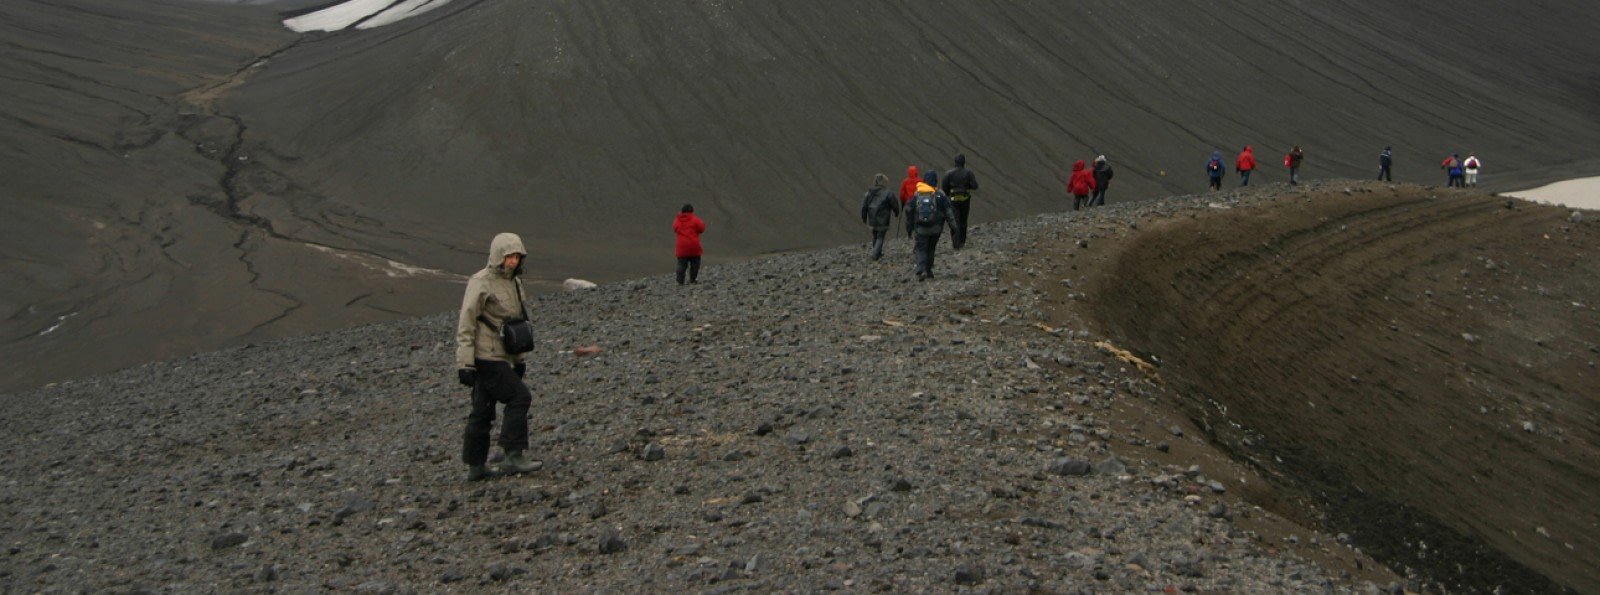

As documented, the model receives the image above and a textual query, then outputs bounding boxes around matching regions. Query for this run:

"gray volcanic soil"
[6,0,1600,391]
[2,182,1595,592]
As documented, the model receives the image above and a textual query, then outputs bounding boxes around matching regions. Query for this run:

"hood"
[954,153,966,167]
[1094,155,1107,164]
[1212,151,1222,160]
[1072,160,1086,172]
[905,165,919,180]
[1243,145,1253,153]
[921,170,938,186]
[915,181,936,194]
[486,232,526,269]
[873,173,889,188]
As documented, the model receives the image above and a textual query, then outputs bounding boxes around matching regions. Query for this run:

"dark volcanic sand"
[4,0,1600,392]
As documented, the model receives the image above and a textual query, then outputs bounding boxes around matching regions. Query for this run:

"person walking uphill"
[674,204,706,285]
[1206,151,1226,191]
[1441,154,1464,187]
[455,232,541,482]
[1378,147,1393,181]
[1236,146,1256,186]
[1286,145,1305,185]
[1067,159,1096,210]
[1463,153,1482,187]
[909,170,956,280]
[941,153,979,250]
[898,165,921,239]
[1089,155,1114,206]
[860,173,900,261]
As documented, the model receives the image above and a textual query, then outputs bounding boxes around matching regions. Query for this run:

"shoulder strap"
[476,275,530,332]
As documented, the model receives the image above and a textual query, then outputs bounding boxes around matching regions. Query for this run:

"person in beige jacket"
[454,232,540,481]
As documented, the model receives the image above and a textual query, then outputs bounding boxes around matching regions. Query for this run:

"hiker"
[1236,146,1256,186]
[898,165,921,239]
[1442,154,1464,187]
[860,173,900,261]
[1286,145,1305,185]
[674,204,706,285]
[455,232,541,482]
[909,170,956,280]
[1067,159,1096,210]
[1089,155,1114,206]
[1206,151,1226,191]
[941,153,979,250]
[1463,154,1482,186]
[1378,147,1393,181]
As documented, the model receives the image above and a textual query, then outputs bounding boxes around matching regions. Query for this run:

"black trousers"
[1378,166,1392,181]
[869,227,889,260]
[676,256,701,284]
[1089,185,1108,206]
[950,199,971,249]
[913,231,941,275]
[463,360,531,465]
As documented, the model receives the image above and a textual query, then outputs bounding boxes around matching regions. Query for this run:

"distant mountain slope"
[2,0,1598,390]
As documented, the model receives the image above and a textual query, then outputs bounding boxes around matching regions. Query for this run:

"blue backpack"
[913,192,942,226]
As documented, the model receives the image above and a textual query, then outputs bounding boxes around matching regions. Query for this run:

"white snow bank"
[1506,177,1600,211]
[284,0,453,33]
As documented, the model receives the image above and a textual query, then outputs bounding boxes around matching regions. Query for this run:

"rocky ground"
[3,181,1594,593]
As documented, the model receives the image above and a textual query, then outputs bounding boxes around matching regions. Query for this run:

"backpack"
[865,188,894,225]
[913,192,942,226]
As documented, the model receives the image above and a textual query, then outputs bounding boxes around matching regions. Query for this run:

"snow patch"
[1506,176,1600,211]
[284,0,453,33]
[304,243,455,279]
[38,312,78,337]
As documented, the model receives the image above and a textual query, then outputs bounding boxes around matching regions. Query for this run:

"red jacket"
[674,212,705,258]
[1067,160,1096,197]
[1237,146,1256,171]
[898,165,920,204]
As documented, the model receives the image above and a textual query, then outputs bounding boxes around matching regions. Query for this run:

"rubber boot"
[501,450,542,475]
[466,464,491,482]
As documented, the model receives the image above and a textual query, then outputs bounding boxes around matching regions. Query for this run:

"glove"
[514,363,527,378]
[457,368,477,387]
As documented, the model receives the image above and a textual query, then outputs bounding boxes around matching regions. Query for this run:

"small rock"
[440,569,464,583]
[640,442,666,461]
[785,430,811,445]
[1047,458,1091,476]
[210,532,247,550]
[830,445,853,459]
[597,529,626,554]
[953,563,985,585]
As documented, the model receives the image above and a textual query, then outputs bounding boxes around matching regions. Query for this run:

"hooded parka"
[455,232,529,370]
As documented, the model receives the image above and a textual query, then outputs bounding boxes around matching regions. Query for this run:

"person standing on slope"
[910,170,957,280]
[1286,145,1305,185]
[898,165,921,239]
[1067,159,1096,210]
[1463,153,1482,187]
[1378,147,1394,182]
[941,153,979,250]
[455,232,541,482]
[1089,155,1114,206]
[860,173,900,261]
[1442,154,1464,187]
[1236,146,1257,186]
[674,204,706,285]
[1207,151,1226,191]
